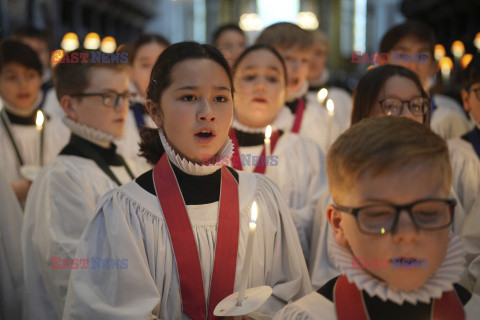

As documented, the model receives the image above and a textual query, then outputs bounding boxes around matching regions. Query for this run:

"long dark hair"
[232,44,288,86]
[351,65,430,126]
[139,41,233,165]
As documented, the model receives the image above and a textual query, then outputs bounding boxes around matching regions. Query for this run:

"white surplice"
[431,94,473,140]
[22,121,149,320]
[0,172,24,319]
[63,131,312,320]
[233,119,328,261]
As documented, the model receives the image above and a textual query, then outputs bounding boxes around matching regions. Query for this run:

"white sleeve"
[63,189,161,319]
[273,292,336,320]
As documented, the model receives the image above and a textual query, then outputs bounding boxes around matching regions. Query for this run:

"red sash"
[153,154,240,319]
[334,275,465,320]
[228,128,281,174]
[291,98,306,133]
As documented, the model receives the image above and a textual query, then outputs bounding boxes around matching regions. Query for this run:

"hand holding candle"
[236,201,258,306]
[264,125,272,165]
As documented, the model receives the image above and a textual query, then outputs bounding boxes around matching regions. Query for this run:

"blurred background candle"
[237,201,258,306]
[439,56,453,83]
[317,88,328,105]
[326,99,335,149]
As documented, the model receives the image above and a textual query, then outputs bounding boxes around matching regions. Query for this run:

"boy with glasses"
[275,117,480,319]
[22,49,149,319]
[461,53,480,160]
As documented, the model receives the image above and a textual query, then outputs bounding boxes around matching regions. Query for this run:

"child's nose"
[392,210,420,243]
[197,98,215,121]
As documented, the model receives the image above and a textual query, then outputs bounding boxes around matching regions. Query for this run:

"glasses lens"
[411,200,452,229]
[381,99,402,116]
[102,93,115,107]
[357,205,396,234]
[409,98,429,116]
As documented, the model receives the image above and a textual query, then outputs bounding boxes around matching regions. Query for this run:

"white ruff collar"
[328,233,466,305]
[287,81,309,102]
[129,82,146,105]
[309,69,330,88]
[1,92,43,117]
[158,129,234,176]
[232,106,293,134]
[63,117,116,146]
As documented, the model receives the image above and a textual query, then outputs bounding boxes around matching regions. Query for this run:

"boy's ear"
[59,95,79,120]
[461,89,471,112]
[326,204,349,248]
[145,99,163,128]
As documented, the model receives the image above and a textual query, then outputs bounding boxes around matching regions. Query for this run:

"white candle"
[264,125,272,165]
[35,110,44,167]
[326,99,335,149]
[317,88,328,105]
[236,201,258,306]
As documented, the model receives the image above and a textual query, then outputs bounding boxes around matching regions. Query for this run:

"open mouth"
[194,127,216,143]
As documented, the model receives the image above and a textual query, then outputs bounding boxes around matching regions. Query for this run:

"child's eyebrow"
[242,65,281,73]
[175,86,230,92]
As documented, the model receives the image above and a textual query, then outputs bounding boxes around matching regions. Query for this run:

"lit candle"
[474,33,480,52]
[317,88,328,105]
[35,110,44,167]
[451,40,465,61]
[264,125,272,166]
[434,44,446,61]
[326,99,335,149]
[461,53,473,69]
[236,201,258,306]
[439,57,453,83]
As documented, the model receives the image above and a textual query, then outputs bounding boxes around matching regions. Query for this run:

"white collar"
[308,69,330,88]
[328,233,466,305]
[232,106,294,134]
[129,82,146,105]
[469,111,480,130]
[63,117,115,148]
[287,81,309,102]
[158,129,234,176]
[0,92,43,117]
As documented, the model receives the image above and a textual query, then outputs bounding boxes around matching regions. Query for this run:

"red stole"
[153,154,240,319]
[290,98,306,133]
[334,275,465,320]
[229,128,281,174]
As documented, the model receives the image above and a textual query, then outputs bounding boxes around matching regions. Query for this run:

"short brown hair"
[53,49,128,101]
[327,117,452,202]
[255,22,313,51]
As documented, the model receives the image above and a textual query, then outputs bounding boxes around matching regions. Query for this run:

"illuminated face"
[0,62,42,110]
[148,59,234,164]
[274,46,312,96]
[131,42,167,97]
[327,164,450,291]
[233,49,286,128]
[384,35,437,92]
[216,30,246,68]
[372,75,425,123]
[65,68,130,138]
[462,82,480,124]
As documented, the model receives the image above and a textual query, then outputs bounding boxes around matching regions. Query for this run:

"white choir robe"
[431,94,473,140]
[238,132,328,261]
[0,116,69,185]
[272,290,480,320]
[22,155,149,320]
[0,172,24,319]
[292,92,347,154]
[63,171,313,319]
[319,87,352,133]
[308,186,469,290]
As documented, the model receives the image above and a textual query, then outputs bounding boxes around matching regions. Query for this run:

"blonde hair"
[327,117,452,201]
[255,22,313,51]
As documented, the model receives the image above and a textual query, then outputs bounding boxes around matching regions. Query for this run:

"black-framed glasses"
[468,87,480,101]
[70,92,130,110]
[377,97,430,117]
[333,198,456,235]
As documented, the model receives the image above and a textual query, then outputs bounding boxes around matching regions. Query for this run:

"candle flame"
[61,32,79,52]
[451,40,465,59]
[326,99,334,116]
[35,110,44,129]
[265,125,272,139]
[461,54,473,69]
[84,32,101,50]
[439,56,453,71]
[317,88,328,103]
[434,44,446,61]
[250,201,258,223]
[50,49,65,67]
[101,36,117,53]
[474,33,480,50]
